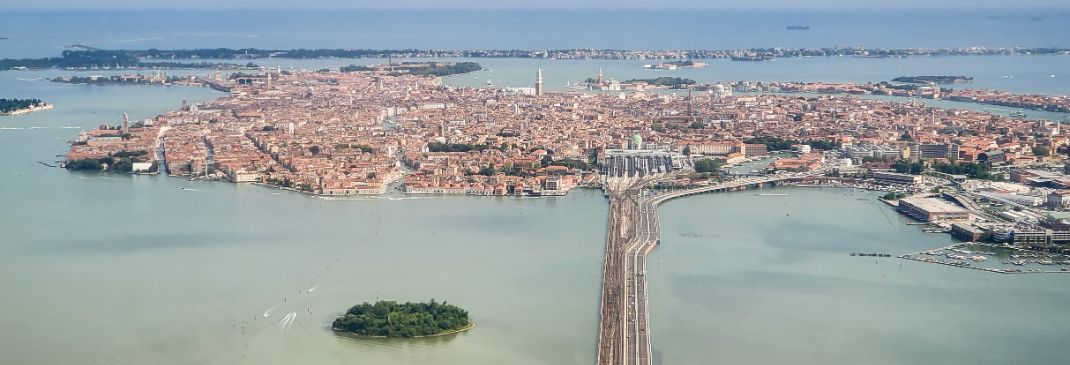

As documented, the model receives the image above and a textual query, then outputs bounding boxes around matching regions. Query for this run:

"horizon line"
[8,5,1070,11]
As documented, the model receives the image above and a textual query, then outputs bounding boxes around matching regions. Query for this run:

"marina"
[899,243,1070,274]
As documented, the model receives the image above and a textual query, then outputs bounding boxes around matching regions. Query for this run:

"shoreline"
[0,103,53,116]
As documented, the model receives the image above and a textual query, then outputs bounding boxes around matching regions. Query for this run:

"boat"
[1010,110,1027,118]
[786,25,811,30]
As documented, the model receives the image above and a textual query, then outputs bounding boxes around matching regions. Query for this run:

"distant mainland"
[4,46,1070,70]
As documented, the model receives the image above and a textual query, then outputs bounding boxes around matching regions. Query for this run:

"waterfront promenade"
[596,172,818,365]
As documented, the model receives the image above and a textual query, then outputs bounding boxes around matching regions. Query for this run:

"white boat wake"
[262,303,281,318]
[276,312,297,333]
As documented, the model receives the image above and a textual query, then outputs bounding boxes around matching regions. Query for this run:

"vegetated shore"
[332,322,475,339]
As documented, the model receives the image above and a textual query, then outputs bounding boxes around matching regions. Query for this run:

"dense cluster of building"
[64,65,1070,200]
[729,80,1070,113]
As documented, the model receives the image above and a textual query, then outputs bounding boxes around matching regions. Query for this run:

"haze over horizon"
[10,0,1070,10]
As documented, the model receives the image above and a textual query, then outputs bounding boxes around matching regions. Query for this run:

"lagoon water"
[0,83,607,364]
[3,18,1070,363]
[652,188,1070,364]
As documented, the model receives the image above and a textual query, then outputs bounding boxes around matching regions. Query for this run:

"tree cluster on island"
[0,50,253,71]
[664,60,696,66]
[332,300,471,338]
[623,77,696,88]
[875,81,954,93]
[339,65,377,72]
[51,74,192,85]
[0,98,45,113]
[406,62,482,77]
[66,150,154,173]
[891,75,973,84]
[340,62,482,77]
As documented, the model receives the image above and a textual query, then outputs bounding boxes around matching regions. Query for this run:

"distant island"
[0,50,255,71]
[643,60,706,70]
[786,25,811,30]
[341,61,482,77]
[332,300,472,338]
[892,75,974,84]
[0,98,53,116]
[624,77,696,88]
[5,47,1070,70]
[730,54,774,62]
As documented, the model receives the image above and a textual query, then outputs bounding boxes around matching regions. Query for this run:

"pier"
[596,172,819,365]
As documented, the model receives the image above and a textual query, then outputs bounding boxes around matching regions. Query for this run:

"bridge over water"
[595,172,819,365]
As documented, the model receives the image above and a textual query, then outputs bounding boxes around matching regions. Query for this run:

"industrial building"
[1011,230,1070,246]
[897,197,970,221]
[950,223,986,242]
[910,143,960,160]
[872,171,922,185]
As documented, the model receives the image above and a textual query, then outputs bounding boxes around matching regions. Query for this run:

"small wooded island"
[0,98,53,115]
[332,300,472,338]
[623,77,697,88]
[340,61,482,77]
[892,75,973,84]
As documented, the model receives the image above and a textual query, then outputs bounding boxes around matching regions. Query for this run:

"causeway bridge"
[596,172,819,365]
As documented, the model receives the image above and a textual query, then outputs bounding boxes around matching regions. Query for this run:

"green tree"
[1033,145,1050,157]
[65,159,102,171]
[550,159,590,170]
[111,157,133,173]
[694,158,725,173]
[540,155,553,167]
[332,300,471,338]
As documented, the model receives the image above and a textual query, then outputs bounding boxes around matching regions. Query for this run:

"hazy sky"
[11,0,1070,10]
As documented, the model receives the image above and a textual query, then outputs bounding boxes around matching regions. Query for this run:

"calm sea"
[2,9,1070,58]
